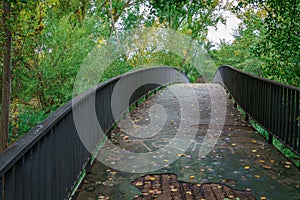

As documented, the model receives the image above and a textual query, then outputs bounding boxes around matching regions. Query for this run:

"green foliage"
[214,0,300,87]
[9,102,47,144]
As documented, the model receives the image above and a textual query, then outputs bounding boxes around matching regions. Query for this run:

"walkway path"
[76,84,300,200]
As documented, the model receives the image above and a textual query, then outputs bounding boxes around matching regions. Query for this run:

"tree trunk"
[0,1,12,152]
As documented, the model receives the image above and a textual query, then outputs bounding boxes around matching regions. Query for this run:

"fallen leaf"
[284,165,291,169]
[123,136,129,140]
[252,149,257,153]
[231,143,237,146]
[178,154,186,157]
[190,175,195,179]
[142,193,149,196]
[171,188,177,192]
[217,185,222,189]
[260,196,266,200]
[244,166,251,170]
[285,161,291,165]
[200,168,205,172]
[255,175,261,178]
[149,176,156,181]
[186,191,192,195]
[252,140,257,143]
[259,160,265,163]
[164,160,169,162]
[135,181,143,186]
[263,165,272,170]
[149,190,155,194]
[270,160,275,163]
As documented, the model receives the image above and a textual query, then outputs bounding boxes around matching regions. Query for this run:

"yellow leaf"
[190,175,195,179]
[149,176,156,181]
[244,166,250,170]
[255,175,261,178]
[171,188,177,192]
[186,191,192,195]
[252,149,257,153]
[260,197,267,200]
[149,190,155,194]
[252,140,257,143]
[259,160,265,163]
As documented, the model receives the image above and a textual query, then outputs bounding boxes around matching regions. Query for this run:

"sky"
[207,11,242,45]
[207,0,242,45]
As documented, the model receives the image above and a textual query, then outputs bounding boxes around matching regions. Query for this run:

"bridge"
[0,66,299,200]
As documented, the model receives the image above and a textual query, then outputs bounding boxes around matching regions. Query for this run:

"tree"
[235,0,300,86]
[0,0,12,152]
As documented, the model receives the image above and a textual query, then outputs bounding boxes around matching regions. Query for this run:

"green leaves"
[210,0,299,87]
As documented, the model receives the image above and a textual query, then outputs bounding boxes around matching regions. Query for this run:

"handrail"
[214,65,300,156]
[0,66,189,199]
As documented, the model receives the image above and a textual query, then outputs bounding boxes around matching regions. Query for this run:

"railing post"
[234,102,238,108]
[244,114,249,121]
[268,133,273,144]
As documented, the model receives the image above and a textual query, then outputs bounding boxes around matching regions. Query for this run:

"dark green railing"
[214,65,300,156]
[0,67,189,200]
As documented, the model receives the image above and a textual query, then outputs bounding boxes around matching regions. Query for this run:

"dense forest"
[0,0,299,151]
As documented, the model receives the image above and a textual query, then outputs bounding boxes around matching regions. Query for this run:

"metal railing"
[0,66,189,200]
[214,65,300,156]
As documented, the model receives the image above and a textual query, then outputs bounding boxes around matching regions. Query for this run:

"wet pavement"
[75,84,300,200]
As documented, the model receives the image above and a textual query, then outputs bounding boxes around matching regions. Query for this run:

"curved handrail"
[0,66,189,199]
[214,65,300,156]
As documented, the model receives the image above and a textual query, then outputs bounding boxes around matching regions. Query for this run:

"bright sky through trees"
[207,10,241,45]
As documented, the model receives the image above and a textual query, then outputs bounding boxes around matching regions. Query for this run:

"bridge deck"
[75,84,300,200]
